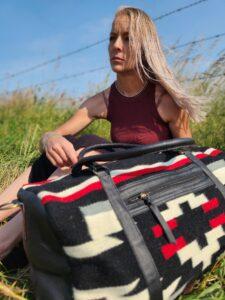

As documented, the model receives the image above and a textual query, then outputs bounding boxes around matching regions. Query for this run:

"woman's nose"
[113,36,123,50]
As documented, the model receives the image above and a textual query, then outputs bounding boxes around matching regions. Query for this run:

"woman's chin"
[111,65,128,73]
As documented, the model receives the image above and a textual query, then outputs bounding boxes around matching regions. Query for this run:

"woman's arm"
[168,107,192,138]
[156,87,192,138]
[41,91,108,167]
[53,92,107,136]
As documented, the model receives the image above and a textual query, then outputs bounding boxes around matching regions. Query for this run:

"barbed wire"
[30,66,109,88]
[167,32,225,51]
[21,32,225,88]
[0,0,211,82]
[154,0,209,21]
[185,71,225,81]
[0,39,109,82]
[3,30,221,84]
[16,64,225,93]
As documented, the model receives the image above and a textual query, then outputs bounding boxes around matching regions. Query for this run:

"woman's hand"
[41,132,78,168]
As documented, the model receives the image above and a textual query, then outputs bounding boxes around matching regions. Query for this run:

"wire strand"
[18,66,109,91]
[167,32,225,51]
[16,66,225,93]
[185,71,225,81]
[0,0,211,82]
[0,39,108,82]
[153,0,209,21]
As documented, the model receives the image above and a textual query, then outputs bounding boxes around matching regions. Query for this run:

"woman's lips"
[111,57,125,62]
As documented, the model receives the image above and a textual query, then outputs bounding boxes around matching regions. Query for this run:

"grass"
[0,265,30,300]
[191,95,225,151]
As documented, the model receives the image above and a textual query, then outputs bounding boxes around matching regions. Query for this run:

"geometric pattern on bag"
[22,147,225,300]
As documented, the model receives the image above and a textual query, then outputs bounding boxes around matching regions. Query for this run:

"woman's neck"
[116,73,148,97]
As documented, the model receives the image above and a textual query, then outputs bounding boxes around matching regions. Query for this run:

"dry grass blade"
[0,280,27,300]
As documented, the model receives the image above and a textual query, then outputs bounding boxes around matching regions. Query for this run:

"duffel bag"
[17,138,225,300]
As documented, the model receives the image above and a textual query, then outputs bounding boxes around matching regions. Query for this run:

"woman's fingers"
[50,141,78,167]
[57,141,78,166]
[62,143,78,165]
[46,150,63,167]
[47,145,76,167]
[44,135,78,167]
[51,143,69,164]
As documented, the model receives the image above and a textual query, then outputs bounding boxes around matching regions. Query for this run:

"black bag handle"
[72,138,195,174]
[78,142,141,160]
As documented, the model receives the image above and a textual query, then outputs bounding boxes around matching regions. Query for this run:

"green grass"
[191,95,225,151]
[0,90,224,299]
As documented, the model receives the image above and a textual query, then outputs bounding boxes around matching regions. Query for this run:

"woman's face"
[108,15,135,74]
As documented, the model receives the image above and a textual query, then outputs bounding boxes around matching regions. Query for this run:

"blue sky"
[1,0,225,99]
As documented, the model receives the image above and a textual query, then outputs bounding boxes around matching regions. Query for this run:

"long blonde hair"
[113,6,205,122]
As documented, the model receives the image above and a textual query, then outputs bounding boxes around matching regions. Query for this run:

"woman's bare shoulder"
[154,84,180,123]
[98,85,112,119]
[101,86,111,107]
[80,85,111,119]
[155,84,168,105]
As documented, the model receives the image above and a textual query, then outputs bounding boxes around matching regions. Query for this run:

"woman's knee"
[48,167,71,180]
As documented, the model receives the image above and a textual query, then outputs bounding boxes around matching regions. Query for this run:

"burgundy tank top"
[106,80,172,144]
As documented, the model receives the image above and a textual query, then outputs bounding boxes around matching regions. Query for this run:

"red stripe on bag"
[41,157,192,204]
[41,150,221,204]
[41,181,104,204]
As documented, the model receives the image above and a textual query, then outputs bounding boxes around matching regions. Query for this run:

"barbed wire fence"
[1,0,224,94]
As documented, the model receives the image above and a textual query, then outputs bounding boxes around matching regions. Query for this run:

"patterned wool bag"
[18,138,225,300]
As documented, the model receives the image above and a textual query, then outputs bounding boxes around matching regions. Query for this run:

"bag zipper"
[116,164,213,243]
[126,178,212,217]
[118,163,198,198]
[117,164,211,210]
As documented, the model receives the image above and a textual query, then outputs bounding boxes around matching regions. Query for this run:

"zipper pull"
[138,192,176,244]
[138,192,151,205]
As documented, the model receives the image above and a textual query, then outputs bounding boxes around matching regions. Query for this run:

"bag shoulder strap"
[90,163,162,300]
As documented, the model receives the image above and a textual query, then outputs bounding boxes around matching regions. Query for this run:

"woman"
[0,6,198,260]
